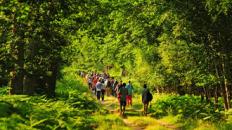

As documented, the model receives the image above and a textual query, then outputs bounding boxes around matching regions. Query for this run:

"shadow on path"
[101,96,180,130]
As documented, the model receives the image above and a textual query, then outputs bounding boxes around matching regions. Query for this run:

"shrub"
[151,94,224,121]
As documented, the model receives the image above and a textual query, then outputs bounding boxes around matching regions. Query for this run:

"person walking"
[126,81,133,106]
[142,84,152,116]
[104,78,111,96]
[119,83,128,116]
[88,75,93,90]
[96,79,103,100]
[112,80,118,97]
[115,80,123,104]
[101,79,106,101]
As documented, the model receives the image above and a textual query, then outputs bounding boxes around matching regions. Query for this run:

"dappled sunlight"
[1,0,232,129]
[100,94,181,130]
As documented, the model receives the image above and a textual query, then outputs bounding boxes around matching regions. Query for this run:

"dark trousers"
[96,91,101,100]
[101,90,105,101]
[120,100,126,115]
[143,102,149,116]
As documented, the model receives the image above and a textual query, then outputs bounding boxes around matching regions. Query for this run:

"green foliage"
[0,68,100,130]
[93,114,130,130]
[0,0,104,94]
[0,101,14,117]
[59,1,232,116]
[0,95,97,130]
[66,0,229,91]
[0,87,10,95]
[151,94,223,121]
[1,0,232,128]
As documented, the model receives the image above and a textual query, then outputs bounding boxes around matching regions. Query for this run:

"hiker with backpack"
[142,84,153,116]
[126,81,133,106]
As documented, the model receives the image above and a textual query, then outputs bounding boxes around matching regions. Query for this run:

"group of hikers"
[80,71,153,116]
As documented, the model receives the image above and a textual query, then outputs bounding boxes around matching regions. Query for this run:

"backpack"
[147,91,153,102]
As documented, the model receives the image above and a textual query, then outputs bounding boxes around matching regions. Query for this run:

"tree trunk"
[214,55,230,110]
[45,62,58,97]
[23,35,39,95]
[214,86,218,109]
[197,86,204,102]
[203,86,210,103]
[23,75,36,95]
[9,16,25,95]
[221,56,230,110]
[10,41,24,94]
[222,83,230,110]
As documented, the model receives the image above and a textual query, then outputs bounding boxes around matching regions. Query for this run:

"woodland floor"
[100,96,181,130]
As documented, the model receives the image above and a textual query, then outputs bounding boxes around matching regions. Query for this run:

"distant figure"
[126,81,133,106]
[104,78,111,96]
[101,79,105,101]
[110,77,115,96]
[142,84,153,116]
[115,81,123,103]
[96,79,103,100]
[80,71,84,77]
[92,76,98,94]
[88,76,93,90]
[112,80,118,97]
[119,83,128,116]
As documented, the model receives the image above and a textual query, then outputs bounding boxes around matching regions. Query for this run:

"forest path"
[101,96,180,130]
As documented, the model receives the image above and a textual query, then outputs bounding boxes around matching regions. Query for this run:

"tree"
[0,0,101,96]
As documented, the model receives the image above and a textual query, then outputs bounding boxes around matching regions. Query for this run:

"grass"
[107,93,232,130]
[0,94,99,130]
[93,114,131,130]
[2,67,232,130]
[125,116,156,126]
[146,125,172,130]
[0,69,98,130]
[101,94,181,130]
[1,85,231,130]
[0,67,131,130]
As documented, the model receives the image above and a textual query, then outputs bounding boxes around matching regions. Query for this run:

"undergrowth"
[0,67,133,130]
[149,94,232,129]
[2,66,232,130]
[0,68,102,130]
[151,94,224,121]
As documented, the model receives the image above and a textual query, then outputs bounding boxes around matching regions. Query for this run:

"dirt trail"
[101,96,180,130]
[123,118,146,130]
